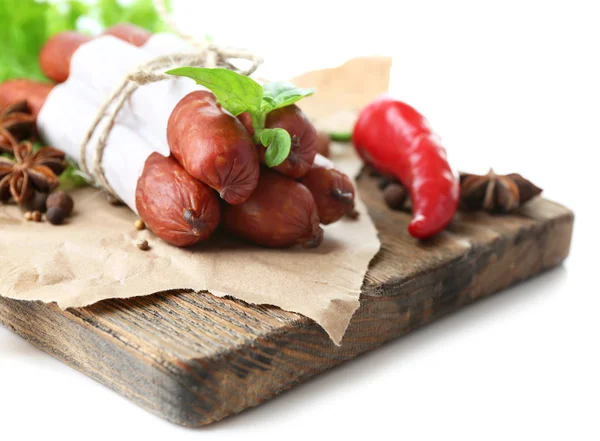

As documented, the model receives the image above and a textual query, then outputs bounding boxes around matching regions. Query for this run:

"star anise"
[0,101,36,154]
[460,169,543,213]
[0,141,67,205]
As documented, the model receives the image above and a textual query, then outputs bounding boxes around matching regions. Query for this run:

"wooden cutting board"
[0,171,573,427]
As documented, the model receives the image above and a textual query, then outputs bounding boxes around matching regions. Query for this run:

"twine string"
[80,2,263,199]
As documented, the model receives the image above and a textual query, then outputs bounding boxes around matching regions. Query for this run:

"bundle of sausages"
[0,24,355,248]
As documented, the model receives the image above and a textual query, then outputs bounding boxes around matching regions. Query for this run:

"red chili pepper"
[353,96,459,239]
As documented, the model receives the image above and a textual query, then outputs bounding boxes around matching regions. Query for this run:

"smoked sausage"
[136,153,221,247]
[223,168,323,248]
[299,154,355,225]
[0,79,54,117]
[39,32,93,83]
[315,131,331,158]
[239,104,318,178]
[167,91,260,205]
[39,24,151,83]
[102,23,152,47]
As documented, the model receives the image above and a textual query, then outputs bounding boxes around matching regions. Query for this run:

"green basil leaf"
[261,95,277,109]
[259,128,291,167]
[166,67,263,116]
[262,82,315,111]
[259,129,274,147]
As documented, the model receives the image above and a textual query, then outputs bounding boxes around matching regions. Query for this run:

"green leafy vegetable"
[262,82,314,111]
[166,67,263,116]
[167,68,314,167]
[97,0,170,33]
[260,128,291,167]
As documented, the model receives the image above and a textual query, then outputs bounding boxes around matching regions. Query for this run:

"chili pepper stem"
[329,131,352,142]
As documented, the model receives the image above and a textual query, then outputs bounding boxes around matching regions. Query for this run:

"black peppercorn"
[378,177,398,190]
[47,191,74,216]
[46,207,66,225]
[383,183,408,210]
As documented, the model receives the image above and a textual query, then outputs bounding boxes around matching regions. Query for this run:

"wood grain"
[0,172,574,427]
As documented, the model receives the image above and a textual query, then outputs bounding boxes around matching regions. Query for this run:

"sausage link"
[315,131,331,158]
[136,153,221,247]
[168,91,260,205]
[39,32,93,83]
[39,24,150,83]
[102,23,152,47]
[239,104,318,178]
[223,168,323,248]
[0,79,54,117]
[299,154,355,225]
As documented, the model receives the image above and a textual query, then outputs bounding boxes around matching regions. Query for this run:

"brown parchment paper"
[0,57,391,345]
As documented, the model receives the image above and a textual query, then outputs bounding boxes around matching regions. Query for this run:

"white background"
[1,0,599,439]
